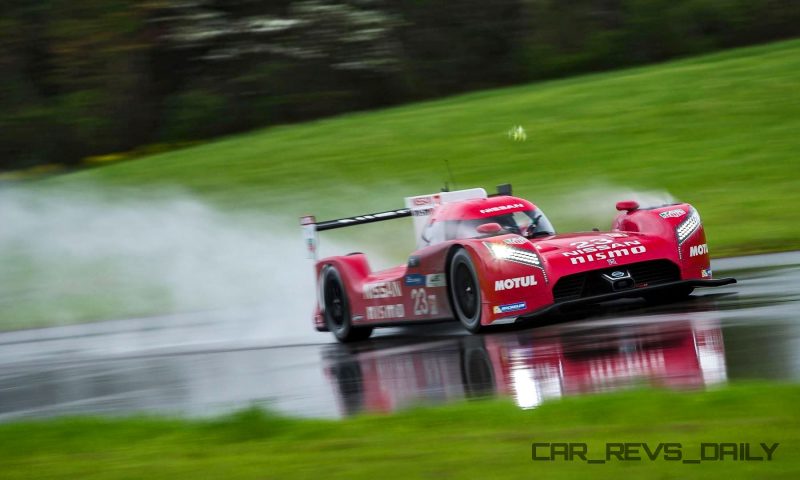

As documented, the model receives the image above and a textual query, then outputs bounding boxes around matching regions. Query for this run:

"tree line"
[2,0,799,170]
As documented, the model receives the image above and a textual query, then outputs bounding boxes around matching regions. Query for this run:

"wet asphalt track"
[1,251,799,421]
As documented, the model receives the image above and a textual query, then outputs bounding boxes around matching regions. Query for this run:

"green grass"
[1,383,799,479]
[52,38,800,256]
[5,39,800,329]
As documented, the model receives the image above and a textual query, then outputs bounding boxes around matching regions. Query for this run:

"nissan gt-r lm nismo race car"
[300,185,736,342]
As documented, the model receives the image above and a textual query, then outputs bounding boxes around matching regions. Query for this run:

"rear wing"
[300,208,412,259]
[300,184,513,259]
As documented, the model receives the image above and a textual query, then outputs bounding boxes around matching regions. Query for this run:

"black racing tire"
[449,248,484,333]
[644,286,694,305]
[322,267,373,342]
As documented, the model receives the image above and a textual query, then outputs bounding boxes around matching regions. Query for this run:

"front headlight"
[483,241,542,268]
[676,208,701,244]
[484,241,514,260]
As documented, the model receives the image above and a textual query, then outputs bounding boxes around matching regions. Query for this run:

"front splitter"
[516,277,737,321]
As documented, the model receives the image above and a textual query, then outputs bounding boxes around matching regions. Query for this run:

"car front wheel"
[449,248,483,333]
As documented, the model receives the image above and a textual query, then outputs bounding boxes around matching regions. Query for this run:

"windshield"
[443,209,555,240]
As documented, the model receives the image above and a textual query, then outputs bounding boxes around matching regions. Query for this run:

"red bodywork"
[311,194,721,333]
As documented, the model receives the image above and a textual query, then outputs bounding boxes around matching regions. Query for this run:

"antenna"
[443,158,456,190]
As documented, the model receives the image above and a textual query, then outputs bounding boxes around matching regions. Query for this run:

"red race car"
[301,184,736,342]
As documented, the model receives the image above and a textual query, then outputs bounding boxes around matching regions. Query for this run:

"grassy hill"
[4,39,800,329]
[51,39,800,257]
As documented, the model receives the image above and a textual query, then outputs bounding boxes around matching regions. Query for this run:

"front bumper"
[517,277,737,321]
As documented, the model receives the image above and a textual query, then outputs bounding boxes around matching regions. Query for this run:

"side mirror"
[477,222,503,234]
[615,200,640,212]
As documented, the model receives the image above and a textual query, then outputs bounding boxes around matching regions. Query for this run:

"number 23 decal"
[411,288,438,316]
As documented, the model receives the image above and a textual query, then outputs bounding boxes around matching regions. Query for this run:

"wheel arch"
[443,243,465,318]
[444,241,493,304]
[315,254,371,314]
[446,243,489,333]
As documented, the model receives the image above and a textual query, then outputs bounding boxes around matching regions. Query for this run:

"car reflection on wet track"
[322,319,726,415]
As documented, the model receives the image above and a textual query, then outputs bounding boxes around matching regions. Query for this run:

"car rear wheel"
[323,267,373,342]
[449,248,483,333]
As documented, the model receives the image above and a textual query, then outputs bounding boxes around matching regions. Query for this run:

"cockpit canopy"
[421,199,555,246]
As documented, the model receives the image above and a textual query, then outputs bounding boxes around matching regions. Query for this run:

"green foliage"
[3,1,800,170]
[160,89,228,141]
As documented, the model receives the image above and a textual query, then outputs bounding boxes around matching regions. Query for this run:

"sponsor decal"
[425,273,447,288]
[567,246,646,265]
[411,288,438,315]
[411,209,434,217]
[607,258,618,265]
[659,208,687,219]
[563,238,647,265]
[363,281,402,299]
[701,267,712,278]
[493,301,527,314]
[404,274,425,286]
[602,232,628,238]
[689,243,709,257]
[409,194,442,217]
[504,237,527,245]
[568,238,639,250]
[407,256,421,267]
[366,304,405,320]
[479,203,524,215]
[495,275,537,291]
[412,196,438,206]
